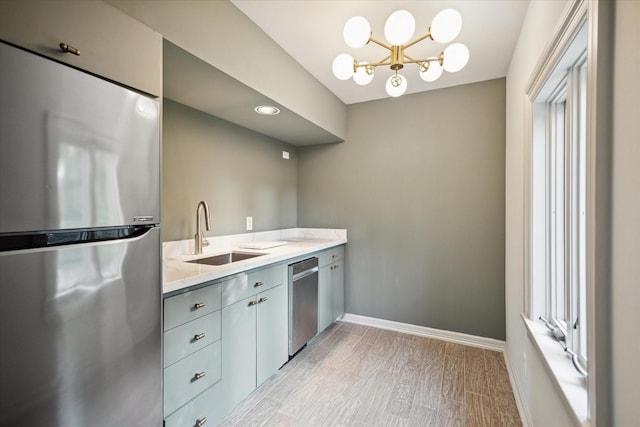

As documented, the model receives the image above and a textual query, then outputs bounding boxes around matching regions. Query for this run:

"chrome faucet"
[194,201,211,254]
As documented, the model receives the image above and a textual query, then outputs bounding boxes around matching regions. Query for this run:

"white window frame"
[520,0,611,424]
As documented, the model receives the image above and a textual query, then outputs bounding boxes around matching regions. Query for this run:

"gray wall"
[106,0,346,140]
[298,79,506,340]
[162,99,298,241]
[611,0,640,424]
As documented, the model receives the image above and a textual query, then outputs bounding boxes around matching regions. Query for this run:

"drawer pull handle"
[196,417,207,426]
[193,372,206,380]
[59,43,80,56]
[193,303,206,310]
[258,297,268,304]
[254,281,264,287]
[248,300,258,306]
[194,333,206,341]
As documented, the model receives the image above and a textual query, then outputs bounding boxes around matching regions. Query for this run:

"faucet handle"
[201,236,209,247]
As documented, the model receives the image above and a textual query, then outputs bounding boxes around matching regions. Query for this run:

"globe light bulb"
[384,10,415,46]
[430,9,462,44]
[353,63,374,85]
[344,16,371,48]
[419,61,443,82]
[443,43,469,73]
[385,73,407,97]
[332,53,355,80]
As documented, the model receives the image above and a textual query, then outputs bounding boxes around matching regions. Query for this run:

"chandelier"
[332,9,469,97]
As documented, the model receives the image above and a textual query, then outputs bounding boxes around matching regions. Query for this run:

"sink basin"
[187,251,263,266]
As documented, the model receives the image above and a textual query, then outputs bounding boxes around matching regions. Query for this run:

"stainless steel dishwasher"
[288,257,319,356]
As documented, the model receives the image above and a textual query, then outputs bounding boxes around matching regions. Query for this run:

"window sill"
[521,313,589,427]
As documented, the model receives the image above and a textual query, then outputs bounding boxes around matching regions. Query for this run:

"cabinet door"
[317,264,333,333]
[256,284,288,386]
[221,296,257,413]
[0,0,161,96]
[331,260,345,322]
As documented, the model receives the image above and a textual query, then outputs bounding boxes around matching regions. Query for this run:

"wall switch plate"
[282,151,290,160]
[246,216,253,231]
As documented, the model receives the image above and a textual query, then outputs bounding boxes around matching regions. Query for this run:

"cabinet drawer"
[164,341,221,416]
[248,264,283,293]
[164,284,221,331]
[318,245,345,267]
[164,311,221,368]
[222,264,283,307]
[164,380,225,427]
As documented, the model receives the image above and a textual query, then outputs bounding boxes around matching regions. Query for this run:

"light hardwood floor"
[219,322,522,426]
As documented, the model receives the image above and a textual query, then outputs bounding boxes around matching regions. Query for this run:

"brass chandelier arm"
[403,31,434,50]
[403,53,442,66]
[354,55,391,69]
[368,36,393,51]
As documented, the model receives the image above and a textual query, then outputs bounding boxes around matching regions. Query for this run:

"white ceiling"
[231,0,530,105]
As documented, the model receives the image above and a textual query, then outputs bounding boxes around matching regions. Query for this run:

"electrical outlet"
[246,216,253,231]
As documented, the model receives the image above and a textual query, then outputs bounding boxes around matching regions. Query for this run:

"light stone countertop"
[163,228,347,295]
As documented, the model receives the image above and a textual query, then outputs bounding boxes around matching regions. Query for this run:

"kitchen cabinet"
[0,0,161,96]
[163,282,223,423]
[221,264,288,414]
[317,245,345,333]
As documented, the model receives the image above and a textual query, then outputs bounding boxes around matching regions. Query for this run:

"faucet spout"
[194,201,211,254]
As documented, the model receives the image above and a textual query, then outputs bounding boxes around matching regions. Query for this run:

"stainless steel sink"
[187,251,263,266]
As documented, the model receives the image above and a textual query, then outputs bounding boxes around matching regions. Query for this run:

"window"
[530,21,588,374]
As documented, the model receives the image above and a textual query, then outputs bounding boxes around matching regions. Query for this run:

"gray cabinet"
[221,264,288,413]
[163,282,224,425]
[318,245,345,333]
[0,0,162,96]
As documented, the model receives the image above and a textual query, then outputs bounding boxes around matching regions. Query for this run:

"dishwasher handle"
[292,266,319,281]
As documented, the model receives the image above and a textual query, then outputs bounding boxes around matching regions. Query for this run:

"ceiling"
[231,0,530,105]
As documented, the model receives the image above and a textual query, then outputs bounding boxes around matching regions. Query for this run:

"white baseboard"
[340,313,505,351]
[503,347,533,427]
[340,313,530,426]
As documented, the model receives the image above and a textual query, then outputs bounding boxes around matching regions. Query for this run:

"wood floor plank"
[385,358,420,418]
[465,346,490,396]
[344,368,399,426]
[263,411,297,427]
[337,321,370,337]
[407,403,439,427]
[484,349,512,391]
[444,341,466,359]
[437,397,466,427]
[465,391,493,427]
[227,397,280,427]
[413,365,444,409]
[442,353,465,402]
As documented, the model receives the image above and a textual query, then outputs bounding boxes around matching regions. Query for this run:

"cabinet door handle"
[258,297,268,304]
[196,418,207,426]
[59,43,80,56]
[248,300,258,306]
[254,281,264,287]
[193,333,206,341]
[193,372,206,380]
[193,303,206,310]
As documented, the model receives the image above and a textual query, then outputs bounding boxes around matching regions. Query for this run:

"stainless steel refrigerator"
[0,41,161,426]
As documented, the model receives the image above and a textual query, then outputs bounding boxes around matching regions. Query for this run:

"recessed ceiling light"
[254,105,280,115]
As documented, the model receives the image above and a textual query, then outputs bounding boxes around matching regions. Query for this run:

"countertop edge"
[163,239,346,295]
